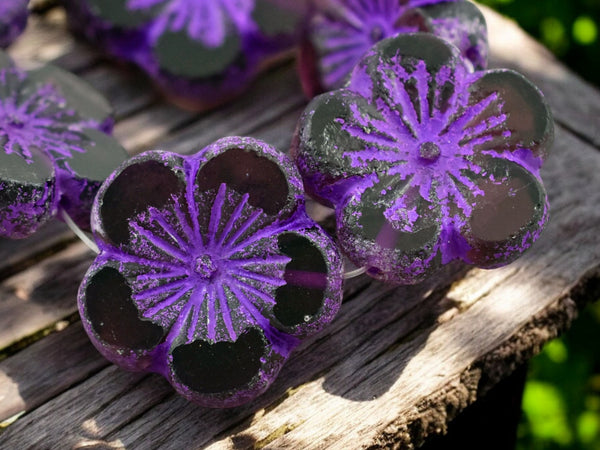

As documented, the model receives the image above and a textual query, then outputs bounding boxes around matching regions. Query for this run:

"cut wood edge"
[369,267,600,449]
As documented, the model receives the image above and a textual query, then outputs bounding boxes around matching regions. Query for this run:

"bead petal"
[337,174,441,284]
[94,151,186,248]
[25,64,115,132]
[462,156,549,267]
[79,264,166,371]
[169,327,285,407]
[466,69,554,162]
[154,30,242,78]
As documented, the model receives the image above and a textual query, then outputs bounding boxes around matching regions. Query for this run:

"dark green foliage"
[479,0,600,87]
[518,301,600,449]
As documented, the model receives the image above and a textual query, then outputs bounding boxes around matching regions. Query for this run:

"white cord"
[59,209,100,254]
[343,266,367,279]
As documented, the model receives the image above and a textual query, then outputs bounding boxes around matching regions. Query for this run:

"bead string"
[62,207,368,281]
[59,209,100,254]
[343,266,367,279]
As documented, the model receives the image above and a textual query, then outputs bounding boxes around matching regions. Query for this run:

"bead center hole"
[3,114,25,129]
[370,25,385,43]
[418,141,441,162]
[195,254,218,280]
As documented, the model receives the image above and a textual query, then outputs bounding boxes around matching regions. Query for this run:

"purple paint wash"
[63,0,307,109]
[292,33,554,284]
[299,0,488,97]
[0,0,29,48]
[0,52,127,237]
[79,137,343,407]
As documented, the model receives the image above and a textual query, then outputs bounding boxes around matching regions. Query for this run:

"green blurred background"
[479,0,600,87]
[478,1,600,448]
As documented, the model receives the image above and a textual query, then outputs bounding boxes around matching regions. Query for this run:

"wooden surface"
[1,5,599,449]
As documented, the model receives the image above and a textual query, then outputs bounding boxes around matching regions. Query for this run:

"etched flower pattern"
[65,0,304,107]
[0,53,127,237]
[293,33,554,284]
[127,0,253,47]
[0,69,92,163]
[300,0,488,96]
[79,137,343,407]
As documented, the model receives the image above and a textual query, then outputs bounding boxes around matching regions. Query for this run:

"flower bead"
[299,0,488,97]
[63,0,307,109]
[292,33,554,284]
[78,137,344,407]
[0,0,29,49]
[0,52,128,237]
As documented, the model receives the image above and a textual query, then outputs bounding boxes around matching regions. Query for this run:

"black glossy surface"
[155,31,242,78]
[85,267,165,350]
[274,233,327,327]
[101,158,185,246]
[468,70,553,151]
[171,328,266,394]
[196,148,289,216]
[469,160,543,243]
[0,145,53,185]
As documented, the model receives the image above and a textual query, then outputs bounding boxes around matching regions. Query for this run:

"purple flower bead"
[0,52,127,237]
[0,0,29,49]
[63,0,307,109]
[78,137,343,407]
[299,0,488,97]
[292,33,554,284]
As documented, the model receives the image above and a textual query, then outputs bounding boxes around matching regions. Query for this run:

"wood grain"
[0,5,599,450]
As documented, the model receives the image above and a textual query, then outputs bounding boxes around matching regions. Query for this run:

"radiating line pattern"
[116,180,292,347]
[340,58,494,229]
[0,68,92,163]
[126,0,253,47]
[295,34,553,283]
[305,0,488,91]
[0,61,117,239]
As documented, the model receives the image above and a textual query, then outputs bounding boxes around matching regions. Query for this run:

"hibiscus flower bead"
[299,0,488,97]
[292,33,554,284]
[0,51,128,237]
[63,0,307,109]
[79,137,344,407]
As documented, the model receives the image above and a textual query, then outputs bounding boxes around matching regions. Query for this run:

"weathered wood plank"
[0,322,107,422]
[0,222,72,277]
[81,64,158,121]
[113,63,304,155]
[158,65,305,155]
[113,102,196,154]
[0,243,93,352]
